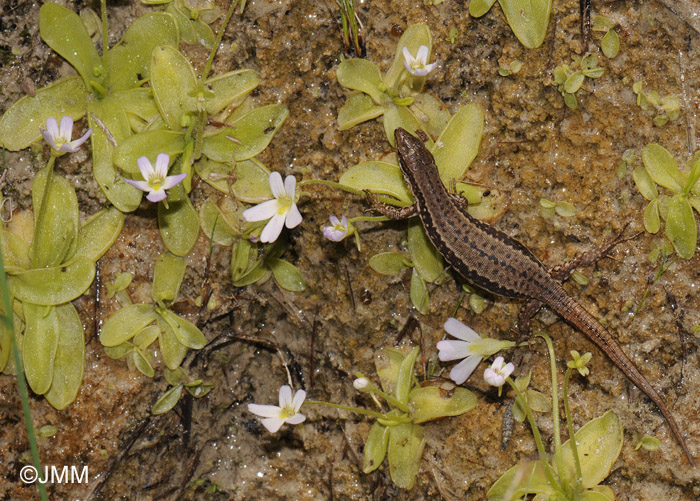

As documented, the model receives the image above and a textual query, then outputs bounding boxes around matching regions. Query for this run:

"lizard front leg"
[364,189,417,220]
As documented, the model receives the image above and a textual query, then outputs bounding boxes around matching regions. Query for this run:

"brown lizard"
[367,127,694,465]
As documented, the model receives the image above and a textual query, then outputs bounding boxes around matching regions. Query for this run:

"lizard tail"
[545,290,695,467]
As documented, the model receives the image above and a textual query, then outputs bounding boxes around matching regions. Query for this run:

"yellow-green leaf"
[99,303,157,347]
[8,257,95,305]
[45,303,84,409]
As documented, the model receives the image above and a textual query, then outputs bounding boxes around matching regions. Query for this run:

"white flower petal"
[291,389,306,412]
[260,417,285,433]
[436,339,472,361]
[329,215,340,226]
[59,116,73,140]
[269,171,285,198]
[449,355,481,385]
[501,362,515,379]
[46,117,59,138]
[284,203,302,229]
[278,385,293,407]
[123,178,152,192]
[484,367,504,387]
[146,188,167,202]
[242,199,282,222]
[416,45,429,64]
[283,175,297,199]
[444,318,480,342]
[40,129,57,150]
[402,46,413,65]
[285,413,306,425]
[137,156,155,180]
[162,173,187,190]
[155,153,170,178]
[260,213,286,243]
[248,403,282,419]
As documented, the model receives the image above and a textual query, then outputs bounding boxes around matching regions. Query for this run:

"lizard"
[366,126,694,465]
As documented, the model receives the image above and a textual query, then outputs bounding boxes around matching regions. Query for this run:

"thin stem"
[0,251,47,501]
[534,333,561,458]
[202,0,239,80]
[563,368,584,494]
[507,377,560,491]
[347,215,390,224]
[304,400,409,422]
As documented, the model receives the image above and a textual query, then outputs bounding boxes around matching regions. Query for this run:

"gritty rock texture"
[1,0,700,499]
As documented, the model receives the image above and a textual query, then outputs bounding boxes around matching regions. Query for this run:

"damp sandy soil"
[1,0,700,499]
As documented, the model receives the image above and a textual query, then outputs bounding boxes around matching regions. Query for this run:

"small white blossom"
[248,385,306,433]
[484,356,515,387]
[40,116,91,153]
[243,172,302,243]
[323,215,351,242]
[124,153,187,203]
[402,45,437,76]
[353,377,370,390]
[437,318,514,385]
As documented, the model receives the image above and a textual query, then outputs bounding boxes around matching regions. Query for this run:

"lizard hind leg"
[363,189,416,220]
[549,226,640,282]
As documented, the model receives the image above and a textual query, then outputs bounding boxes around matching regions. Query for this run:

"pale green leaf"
[362,422,390,473]
[408,218,443,283]
[632,165,659,201]
[337,93,386,130]
[337,59,386,104]
[39,3,102,92]
[643,199,661,234]
[564,70,585,94]
[23,303,59,395]
[160,308,207,349]
[665,194,697,259]
[88,97,143,212]
[45,303,84,409]
[158,314,188,369]
[131,347,155,377]
[100,304,157,347]
[113,129,186,175]
[202,104,289,162]
[469,0,497,17]
[232,158,273,203]
[152,384,184,414]
[199,199,239,245]
[205,69,260,115]
[0,77,89,151]
[410,268,429,314]
[31,167,79,268]
[369,252,409,276]
[74,208,124,262]
[267,257,306,292]
[8,258,95,306]
[382,104,425,147]
[487,460,553,499]
[497,0,552,49]
[432,103,484,183]
[150,45,198,130]
[561,410,623,489]
[408,386,477,423]
[158,183,200,256]
[601,29,620,58]
[409,93,451,139]
[107,12,179,92]
[641,143,684,192]
[387,422,425,490]
[152,252,186,305]
[339,161,412,205]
